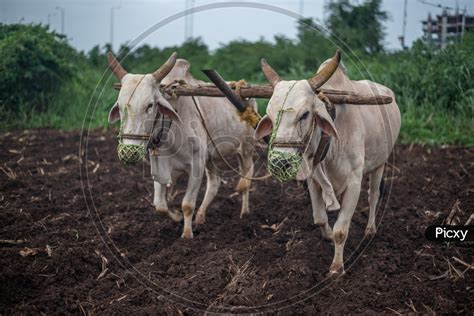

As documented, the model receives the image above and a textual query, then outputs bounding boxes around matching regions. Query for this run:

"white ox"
[107,52,256,239]
[254,51,401,275]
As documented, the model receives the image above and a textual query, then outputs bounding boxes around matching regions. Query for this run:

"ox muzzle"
[117,138,147,165]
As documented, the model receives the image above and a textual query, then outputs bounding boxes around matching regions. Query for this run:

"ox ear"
[254,115,273,140]
[314,108,339,139]
[108,103,120,124]
[155,94,182,124]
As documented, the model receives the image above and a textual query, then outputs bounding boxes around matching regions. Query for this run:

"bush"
[0,24,77,112]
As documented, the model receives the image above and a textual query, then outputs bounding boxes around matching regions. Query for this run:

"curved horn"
[107,52,128,81]
[153,52,178,82]
[261,58,281,87]
[308,50,341,91]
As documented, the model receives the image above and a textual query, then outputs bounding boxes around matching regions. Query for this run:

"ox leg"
[181,173,204,239]
[307,176,333,240]
[153,182,183,222]
[365,164,384,237]
[195,168,220,226]
[236,154,254,218]
[329,174,362,276]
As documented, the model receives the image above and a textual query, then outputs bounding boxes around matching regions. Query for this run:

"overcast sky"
[1,0,473,53]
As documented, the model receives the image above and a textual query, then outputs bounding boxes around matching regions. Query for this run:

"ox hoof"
[168,209,184,223]
[181,229,194,240]
[322,234,334,243]
[155,207,169,218]
[194,213,205,226]
[316,224,333,242]
[239,209,250,219]
[328,263,345,277]
[327,202,341,212]
[364,225,377,238]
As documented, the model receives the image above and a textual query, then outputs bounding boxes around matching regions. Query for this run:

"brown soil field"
[0,129,472,314]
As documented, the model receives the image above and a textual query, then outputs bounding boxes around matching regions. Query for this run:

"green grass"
[1,67,118,131]
[400,103,473,146]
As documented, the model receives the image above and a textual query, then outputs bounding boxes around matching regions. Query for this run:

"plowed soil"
[0,129,472,314]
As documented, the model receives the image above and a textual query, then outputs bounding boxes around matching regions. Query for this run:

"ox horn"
[107,52,128,81]
[153,52,178,82]
[308,50,341,91]
[261,58,281,87]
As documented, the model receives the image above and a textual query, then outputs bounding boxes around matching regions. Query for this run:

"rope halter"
[267,82,316,182]
[117,75,172,165]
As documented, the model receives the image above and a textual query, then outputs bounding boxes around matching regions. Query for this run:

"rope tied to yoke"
[190,96,270,181]
[228,79,262,128]
[213,78,262,128]
[164,78,261,128]
[228,79,248,100]
[162,79,187,100]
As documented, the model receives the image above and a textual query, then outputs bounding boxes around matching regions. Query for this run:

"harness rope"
[190,96,271,181]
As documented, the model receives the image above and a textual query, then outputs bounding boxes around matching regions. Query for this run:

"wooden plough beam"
[112,82,393,105]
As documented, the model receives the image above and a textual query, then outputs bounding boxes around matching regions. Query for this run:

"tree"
[325,0,388,54]
[296,18,335,70]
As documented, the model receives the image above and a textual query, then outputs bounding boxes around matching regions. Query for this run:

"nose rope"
[122,75,146,117]
[268,81,297,148]
[117,75,150,165]
[267,82,321,182]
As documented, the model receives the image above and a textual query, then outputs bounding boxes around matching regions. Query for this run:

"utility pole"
[55,6,65,33]
[184,0,194,41]
[47,12,56,26]
[440,8,448,48]
[399,0,407,49]
[461,6,466,41]
[184,0,195,41]
[184,0,188,41]
[189,0,194,39]
[299,0,304,17]
[110,6,121,51]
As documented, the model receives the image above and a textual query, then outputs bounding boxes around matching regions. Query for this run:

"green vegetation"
[1,0,472,145]
[326,0,387,53]
[0,24,76,113]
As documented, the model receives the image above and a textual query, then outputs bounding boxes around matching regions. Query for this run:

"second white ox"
[107,52,256,239]
[254,51,401,275]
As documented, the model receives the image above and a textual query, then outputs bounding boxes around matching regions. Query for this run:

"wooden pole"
[112,82,393,105]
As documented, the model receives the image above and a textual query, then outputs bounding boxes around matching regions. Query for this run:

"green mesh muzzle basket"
[117,141,146,165]
[266,84,303,182]
[267,150,302,182]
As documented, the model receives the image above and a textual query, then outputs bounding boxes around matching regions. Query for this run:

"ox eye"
[299,111,310,121]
